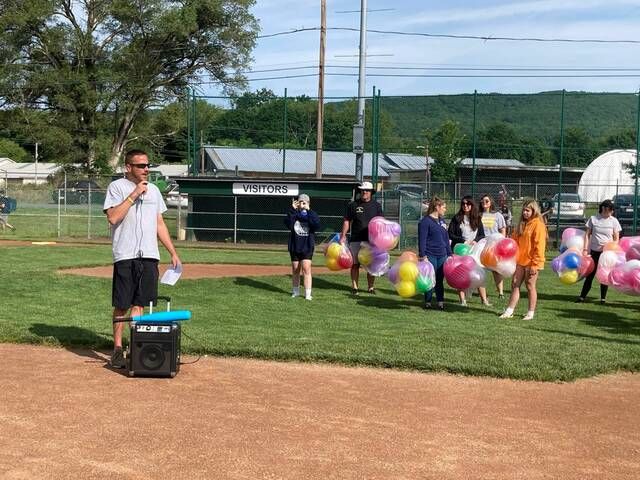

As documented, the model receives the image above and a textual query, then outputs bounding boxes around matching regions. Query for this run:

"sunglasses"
[462,202,472,206]
[129,163,150,169]
[482,199,491,203]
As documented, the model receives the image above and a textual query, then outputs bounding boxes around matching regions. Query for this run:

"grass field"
[1,242,638,382]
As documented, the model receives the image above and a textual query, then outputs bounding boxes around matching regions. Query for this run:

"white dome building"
[578,149,638,202]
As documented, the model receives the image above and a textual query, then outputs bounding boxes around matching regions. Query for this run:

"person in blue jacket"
[285,193,320,300]
[418,196,452,310]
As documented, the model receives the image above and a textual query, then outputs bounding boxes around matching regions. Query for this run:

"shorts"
[349,241,365,265]
[290,251,313,262]
[112,258,159,310]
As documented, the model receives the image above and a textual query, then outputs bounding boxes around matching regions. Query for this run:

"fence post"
[634,89,640,234]
[472,90,477,198]
[234,195,238,244]
[555,89,566,246]
[282,87,287,175]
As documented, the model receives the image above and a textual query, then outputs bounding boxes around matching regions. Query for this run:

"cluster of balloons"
[445,233,519,289]
[551,229,595,285]
[443,254,485,290]
[353,217,401,276]
[599,236,640,295]
[324,239,353,271]
[357,242,391,276]
[388,251,436,298]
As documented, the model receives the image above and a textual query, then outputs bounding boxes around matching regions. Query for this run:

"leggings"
[580,250,609,299]
[425,256,447,303]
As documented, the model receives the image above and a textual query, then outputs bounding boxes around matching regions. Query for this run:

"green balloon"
[454,243,471,256]
[416,276,433,293]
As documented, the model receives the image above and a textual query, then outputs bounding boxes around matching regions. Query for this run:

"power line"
[258,26,640,45]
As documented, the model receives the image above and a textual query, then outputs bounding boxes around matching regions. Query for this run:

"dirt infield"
[1,343,639,479]
[60,263,346,279]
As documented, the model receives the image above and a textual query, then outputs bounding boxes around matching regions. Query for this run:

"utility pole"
[417,144,430,195]
[315,0,326,179]
[353,0,368,183]
[35,142,39,184]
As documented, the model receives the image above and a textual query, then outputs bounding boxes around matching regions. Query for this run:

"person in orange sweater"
[499,199,546,320]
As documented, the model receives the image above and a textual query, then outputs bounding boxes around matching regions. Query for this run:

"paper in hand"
[160,264,183,286]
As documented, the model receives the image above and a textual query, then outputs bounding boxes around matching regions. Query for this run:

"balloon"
[495,238,518,259]
[326,242,342,259]
[453,243,471,256]
[619,236,640,252]
[396,280,417,298]
[551,256,563,273]
[398,261,419,282]
[325,257,341,271]
[337,250,353,269]
[480,248,498,268]
[417,260,435,278]
[387,262,401,284]
[626,244,640,261]
[357,243,373,266]
[468,266,486,289]
[399,251,419,263]
[444,256,472,290]
[631,268,640,294]
[563,252,580,269]
[608,268,628,289]
[561,228,580,243]
[559,245,568,253]
[559,269,579,285]
[565,235,584,251]
[599,251,624,269]
[368,217,401,251]
[416,276,433,293]
[596,267,612,285]
[367,253,390,277]
[578,255,595,278]
[603,241,622,252]
[494,260,516,277]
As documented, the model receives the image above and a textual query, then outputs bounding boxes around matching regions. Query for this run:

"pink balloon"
[578,255,595,278]
[561,228,580,243]
[495,238,518,259]
[444,256,472,290]
[631,268,640,294]
[626,244,640,261]
[596,267,611,285]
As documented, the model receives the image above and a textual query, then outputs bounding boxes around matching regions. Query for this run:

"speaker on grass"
[128,322,181,378]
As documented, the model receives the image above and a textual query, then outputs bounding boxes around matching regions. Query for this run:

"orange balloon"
[603,242,621,252]
[398,251,418,264]
[480,248,498,268]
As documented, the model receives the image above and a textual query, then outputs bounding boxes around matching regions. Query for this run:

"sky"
[204,0,640,98]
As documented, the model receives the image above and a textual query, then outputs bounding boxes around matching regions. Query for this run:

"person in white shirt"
[575,199,621,304]
[480,195,507,298]
[103,150,181,368]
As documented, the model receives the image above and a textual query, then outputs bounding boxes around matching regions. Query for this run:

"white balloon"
[494,260,517,277]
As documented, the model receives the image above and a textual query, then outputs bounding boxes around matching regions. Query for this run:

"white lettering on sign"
[232,183,299,196]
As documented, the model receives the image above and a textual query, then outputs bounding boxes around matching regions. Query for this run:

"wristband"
[126,196,135,205]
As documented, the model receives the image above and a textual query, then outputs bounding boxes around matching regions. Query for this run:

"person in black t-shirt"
[339,182,383,295]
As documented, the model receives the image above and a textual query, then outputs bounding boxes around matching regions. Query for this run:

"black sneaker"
[351,288,359,296]
[423,303,432,310]
[110,348,126,369]
[575,297,585,303]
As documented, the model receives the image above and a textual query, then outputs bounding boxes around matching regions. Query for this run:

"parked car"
[612,194,640,233]
[52,179,106,204]
[545,193,585,223]
[165,183,188,208]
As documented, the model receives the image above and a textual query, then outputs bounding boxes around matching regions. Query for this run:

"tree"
[554,127,598,167]
[427,120,465,182]
[0,0,258,171]
[0,138,30,162]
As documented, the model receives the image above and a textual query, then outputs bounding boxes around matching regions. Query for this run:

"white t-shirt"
[586,214,621,252]
[103,178,167,262]
[461,216,478,243]
[481,211,506,235]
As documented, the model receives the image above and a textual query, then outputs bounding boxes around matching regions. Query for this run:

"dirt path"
[1,343,638,479]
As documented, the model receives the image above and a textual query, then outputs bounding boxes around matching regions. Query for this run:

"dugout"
[175,178,359,244]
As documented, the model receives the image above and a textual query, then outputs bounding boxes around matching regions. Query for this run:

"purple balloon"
[390,223,401,236]
[551,256,562,273]
[387,262,401,284]
[417,260,434,277]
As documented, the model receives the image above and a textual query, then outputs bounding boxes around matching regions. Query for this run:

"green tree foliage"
[553,126,599,167]
[0,138,30,162]
[426,120,465,181]
[0,0,258,171]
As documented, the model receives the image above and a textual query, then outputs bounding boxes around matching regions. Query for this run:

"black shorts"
[290,251,313,262]
[112,258,159,310]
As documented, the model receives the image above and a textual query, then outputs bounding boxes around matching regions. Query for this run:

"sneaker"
[110,348,126,369]
[351,288,359,296]
[499,311,514,319]
[291,293,299,298]
[423,303,432,310]
[574,297,585,303]
[599,299,606,305]
[459,300,468,307]
[437,303,445,311]
[368,288,376,295]
[482,300,493,307]
[522,312,535,320]
[498,294,504,299]
[305,296,313,301]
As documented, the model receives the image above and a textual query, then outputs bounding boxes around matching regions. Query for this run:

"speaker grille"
[139,344,166,370]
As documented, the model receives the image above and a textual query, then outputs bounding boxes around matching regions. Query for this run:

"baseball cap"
[358,181,375,191]
[298,193,310,203]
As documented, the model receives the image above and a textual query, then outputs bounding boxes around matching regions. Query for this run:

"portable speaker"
[128,322,181,378]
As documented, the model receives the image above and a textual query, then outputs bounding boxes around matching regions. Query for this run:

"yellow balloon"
[559,269,579,285]
[396,280,417,298]
[325,257,341,271]
[326,242,342,259]
[398,261,419,282]
[358,248,373,266]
